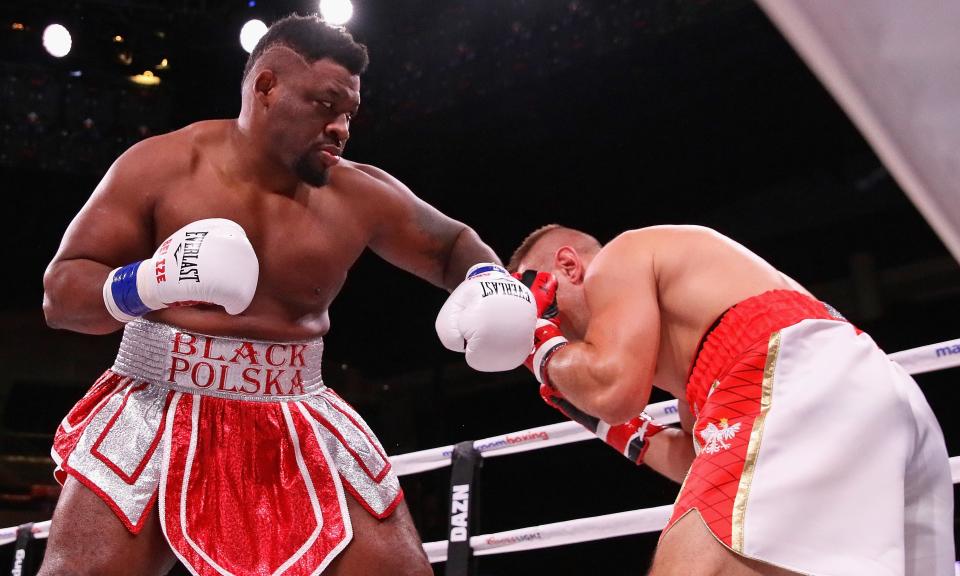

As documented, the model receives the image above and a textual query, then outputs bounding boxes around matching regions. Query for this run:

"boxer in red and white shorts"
[503,224,955,576]
[41,15,538,576]
[53,319,402,575]
[666,290,953,575]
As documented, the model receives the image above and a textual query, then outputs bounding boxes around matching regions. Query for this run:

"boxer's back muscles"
[635,226,811,397]
[44,119,472,341]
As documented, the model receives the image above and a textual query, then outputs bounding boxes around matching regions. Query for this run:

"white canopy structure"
[756,0,960,264]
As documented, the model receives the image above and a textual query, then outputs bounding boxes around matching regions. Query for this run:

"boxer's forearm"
[547,341,653,424]
[43,259,124,334]
[641,427,695,483]
[441,227,500,290]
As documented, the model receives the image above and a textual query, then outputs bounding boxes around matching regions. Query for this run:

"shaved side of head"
[507,224,602,273]
[243,44,313,91]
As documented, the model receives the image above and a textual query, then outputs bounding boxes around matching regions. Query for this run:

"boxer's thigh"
[326,494,432,576]
[38,476,176,576]
[649,512,801,576]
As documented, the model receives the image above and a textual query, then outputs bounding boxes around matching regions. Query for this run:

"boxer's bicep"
[52,142,158,268]
[365,170,493,288]
[580,236,661,419]
[44,142,160,332]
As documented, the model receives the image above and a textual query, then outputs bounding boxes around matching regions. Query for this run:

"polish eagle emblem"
[699,418,741,454]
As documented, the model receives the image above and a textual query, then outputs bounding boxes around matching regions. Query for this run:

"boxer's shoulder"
[330,160,402,192]
[600,226,728,273]
[327,160,419,212]
[615,225,722,246]
[591,228,659,270]
[111,121,222,186]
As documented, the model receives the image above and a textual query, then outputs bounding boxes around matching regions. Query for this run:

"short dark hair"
[242,14,369,82]
[507,224,564,273]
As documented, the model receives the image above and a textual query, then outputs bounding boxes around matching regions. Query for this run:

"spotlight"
[239,19,267,53]
[43,23,72,58]
[130,70,161,86]
[319,0,353,26]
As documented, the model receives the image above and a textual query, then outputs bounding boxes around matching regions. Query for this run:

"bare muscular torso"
[45,118,460,342]
[150,120,378,340]
[619,226,812,399]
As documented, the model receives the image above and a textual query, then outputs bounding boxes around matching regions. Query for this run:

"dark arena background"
[0,1,958,574]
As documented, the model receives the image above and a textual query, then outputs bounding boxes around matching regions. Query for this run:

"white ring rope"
[420,459,960,564]
[1,338,959,553]
[392,338,960,477]
[390,398,682,477]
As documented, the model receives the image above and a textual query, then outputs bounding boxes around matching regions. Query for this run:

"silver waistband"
[111,319,326,401]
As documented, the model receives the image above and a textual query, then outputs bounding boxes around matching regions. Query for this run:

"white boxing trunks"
[665,290,955,576]
[51,319,402,576]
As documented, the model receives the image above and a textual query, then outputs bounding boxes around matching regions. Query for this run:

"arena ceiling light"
[42,23,72,58]
[319,0,353,26]
[130,70,161,86]
[240,19,267,53]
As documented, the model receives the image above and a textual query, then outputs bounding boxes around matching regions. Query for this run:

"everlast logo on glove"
[478,281,532,302]
[166,332,309,396]
[176,231,208,282]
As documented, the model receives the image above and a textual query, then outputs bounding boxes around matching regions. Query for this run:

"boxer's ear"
[253,69,278,107]
[554,246,585,284]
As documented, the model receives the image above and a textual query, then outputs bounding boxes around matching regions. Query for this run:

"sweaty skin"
[39,56,494,576]
[43,58,495,340]
[516,225,812,575]
[521,225,810,423]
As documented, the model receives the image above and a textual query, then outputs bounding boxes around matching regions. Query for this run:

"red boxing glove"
[514,271,567,385]
[525,320,567,385]
[516,270,560,321]
[539,384,666,465]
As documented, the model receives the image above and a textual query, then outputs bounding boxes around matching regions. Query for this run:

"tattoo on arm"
[415,209,462,271]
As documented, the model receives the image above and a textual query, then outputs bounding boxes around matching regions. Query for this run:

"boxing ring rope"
[1,338,959,562]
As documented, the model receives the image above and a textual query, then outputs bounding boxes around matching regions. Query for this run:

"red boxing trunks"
[52,319,403,576]
[663,290,954,576]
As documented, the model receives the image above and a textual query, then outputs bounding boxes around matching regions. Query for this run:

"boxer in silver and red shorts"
[53,320,400,575]
[41,14,539,576]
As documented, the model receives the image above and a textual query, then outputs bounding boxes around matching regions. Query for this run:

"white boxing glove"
[103,218,259,322]
[435,263,537,371]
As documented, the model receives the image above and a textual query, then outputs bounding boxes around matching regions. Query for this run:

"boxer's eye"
[315,100,333,110]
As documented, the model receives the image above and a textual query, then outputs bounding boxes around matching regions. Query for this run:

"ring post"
[445,440,482,576]
[10,523,34,576]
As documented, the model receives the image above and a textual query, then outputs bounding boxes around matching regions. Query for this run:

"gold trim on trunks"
[731,331,781,552]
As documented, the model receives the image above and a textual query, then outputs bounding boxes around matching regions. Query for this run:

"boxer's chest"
[153,175,371,315]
